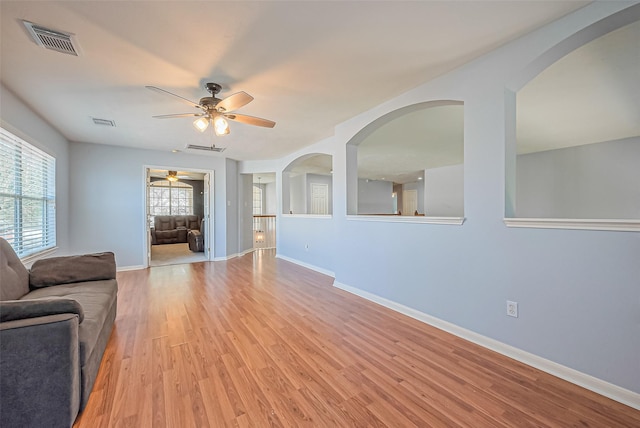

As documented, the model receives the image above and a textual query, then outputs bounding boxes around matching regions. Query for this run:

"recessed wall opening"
[509,19,639,227]
[346,101,464,220]
[282,154,333,216]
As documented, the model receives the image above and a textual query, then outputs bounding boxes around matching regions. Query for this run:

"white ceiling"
[1,1,590,163]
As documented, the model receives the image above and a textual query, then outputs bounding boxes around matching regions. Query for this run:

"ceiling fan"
[146,83,275,136]
[165,170,190,182]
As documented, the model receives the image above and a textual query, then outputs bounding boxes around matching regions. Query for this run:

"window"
[253,185,263,215]
[0,127,56,258]
[149,180,193,215]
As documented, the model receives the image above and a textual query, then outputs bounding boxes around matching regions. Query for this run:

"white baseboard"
[276,254,335,278]
[117,265,146,272]
[213,248,255,262]
[333,281,640,410]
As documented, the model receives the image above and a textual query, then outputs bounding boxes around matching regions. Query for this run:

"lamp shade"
[193,117,209,132]
[213,115,230,136]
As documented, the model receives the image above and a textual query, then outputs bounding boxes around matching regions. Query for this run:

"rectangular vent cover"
[23,21,79,56]
[92,118,116,127]
[185,144,226,152]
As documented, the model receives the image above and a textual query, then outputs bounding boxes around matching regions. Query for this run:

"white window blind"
[0,128,56,258]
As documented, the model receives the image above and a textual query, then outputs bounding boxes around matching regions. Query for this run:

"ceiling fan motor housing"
[199,97,222,110]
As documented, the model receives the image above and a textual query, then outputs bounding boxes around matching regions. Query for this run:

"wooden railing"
[253,215,276,249]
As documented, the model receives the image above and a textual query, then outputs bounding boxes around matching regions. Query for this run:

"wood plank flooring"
[74,250,640,427]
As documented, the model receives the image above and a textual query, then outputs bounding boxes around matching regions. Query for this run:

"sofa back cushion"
[29,252,116,289]
[185,215,200,230]
[154,216,175,231]
[0,238,29,301]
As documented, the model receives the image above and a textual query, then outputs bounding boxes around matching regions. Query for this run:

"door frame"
[142,165,215,268]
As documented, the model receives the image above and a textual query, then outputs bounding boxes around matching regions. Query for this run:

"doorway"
[145,167,213,267]
[402,189,418,216]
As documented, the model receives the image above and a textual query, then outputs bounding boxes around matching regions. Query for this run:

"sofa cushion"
[154,216,175,231]
[23,279,118,365]
[0,238,29,301]
[29,252,116,289]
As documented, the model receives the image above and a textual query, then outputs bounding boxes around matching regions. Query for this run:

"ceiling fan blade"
[225,113,275,128]
[146,86,203,110]
[215,92,254,113]
[152,113,206,119]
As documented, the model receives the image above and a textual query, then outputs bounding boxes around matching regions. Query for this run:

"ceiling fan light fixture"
[193,117,210,132]
[213,115,230,136]
[166,171,179,182]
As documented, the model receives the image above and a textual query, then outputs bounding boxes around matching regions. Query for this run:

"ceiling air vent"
[23,21,79,56]
[92,118,116,127]
[185,144,226,153]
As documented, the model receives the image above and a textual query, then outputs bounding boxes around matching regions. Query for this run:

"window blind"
[0,128,56,258]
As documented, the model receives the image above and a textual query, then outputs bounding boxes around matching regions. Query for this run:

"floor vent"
[185,144,226,152]
[23,21,79,56]
[92,118,116,127]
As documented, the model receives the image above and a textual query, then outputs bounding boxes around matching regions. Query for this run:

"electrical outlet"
[507,300,518,318]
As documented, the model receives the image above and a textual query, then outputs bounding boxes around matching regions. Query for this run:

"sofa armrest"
[0,299,84,323]
[0,313,81,427]
[29,252,116,289]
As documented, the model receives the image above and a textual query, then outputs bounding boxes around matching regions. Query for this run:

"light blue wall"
[68,142,229,267]
[0,84,71,255]
[358,179,394,214]
[517,137,640,218]
[289,174,306,214]
[260,3,640,395]
[424,164,464,216]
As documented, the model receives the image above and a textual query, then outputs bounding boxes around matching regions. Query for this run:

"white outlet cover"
[507,300,518,318]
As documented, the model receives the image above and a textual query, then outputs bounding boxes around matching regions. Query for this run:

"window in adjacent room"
[149,180,193,216]
[253,185,263,215]
[0,127,56,258]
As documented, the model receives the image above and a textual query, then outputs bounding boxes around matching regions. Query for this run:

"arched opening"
[282,153,333,215]
[506,10,640,230]
[346,101,464,220]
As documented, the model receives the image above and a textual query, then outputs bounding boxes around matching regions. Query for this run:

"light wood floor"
[74,250,640,427]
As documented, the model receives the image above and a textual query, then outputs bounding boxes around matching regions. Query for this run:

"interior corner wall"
[225,158,239,257]
[424,164,464,216]
[289,174,306,214]
[265,182,277,215]
[357,179,394,214]
[238,174,254,254]
[516,137,640,218]
[0,84,71,255]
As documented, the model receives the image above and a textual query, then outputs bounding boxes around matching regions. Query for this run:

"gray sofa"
[0,238,118,427]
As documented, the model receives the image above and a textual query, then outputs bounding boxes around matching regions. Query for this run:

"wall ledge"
[333,280,640,410]
[347,215,465,225]
[504,218,640,232]
[281,214,333,219]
